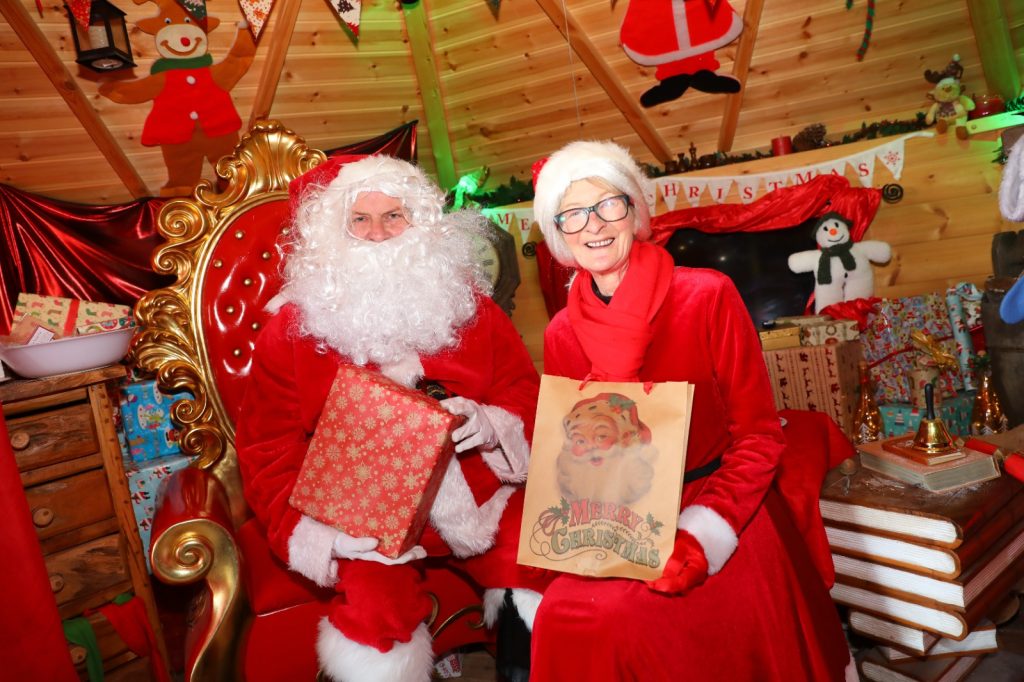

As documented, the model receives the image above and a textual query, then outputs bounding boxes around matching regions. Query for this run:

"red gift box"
[289,365,461,558]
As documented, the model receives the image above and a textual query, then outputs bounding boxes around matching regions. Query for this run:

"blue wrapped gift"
[879,391,976,439]
[124,453,194,571]
[119,380,192,462]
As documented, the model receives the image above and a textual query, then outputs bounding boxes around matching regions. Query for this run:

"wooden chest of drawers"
[1,366,170,681]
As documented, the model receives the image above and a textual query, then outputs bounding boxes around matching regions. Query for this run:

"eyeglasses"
[554,195,633,234]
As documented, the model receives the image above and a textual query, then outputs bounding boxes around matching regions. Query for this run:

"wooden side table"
[1,365,171,681]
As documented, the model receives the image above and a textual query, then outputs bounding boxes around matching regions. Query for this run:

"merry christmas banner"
[655,132,934,208]
[482,207,536,246]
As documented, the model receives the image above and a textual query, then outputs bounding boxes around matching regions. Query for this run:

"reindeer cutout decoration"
[99,0,255,196]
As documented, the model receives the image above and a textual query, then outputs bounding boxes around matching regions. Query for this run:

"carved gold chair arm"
[151,467,250,682]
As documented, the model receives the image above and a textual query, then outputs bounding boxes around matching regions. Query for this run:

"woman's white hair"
[280,155,491,365]
[532,140,655,267]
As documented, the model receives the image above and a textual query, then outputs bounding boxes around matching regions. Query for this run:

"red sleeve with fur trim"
[235,306,335,562]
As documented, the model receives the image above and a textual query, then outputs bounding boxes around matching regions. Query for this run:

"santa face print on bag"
[557,393,658,506]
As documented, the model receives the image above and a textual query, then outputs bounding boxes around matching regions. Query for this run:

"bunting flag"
[67,0,91,30]
[482,207,535,247]
[238,0,274,39]
[329,0,362,37]
[653,132,931,207]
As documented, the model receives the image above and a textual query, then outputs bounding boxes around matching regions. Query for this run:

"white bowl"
[0,327,134,379]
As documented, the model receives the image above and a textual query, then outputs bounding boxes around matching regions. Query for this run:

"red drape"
[537,175,881,318]
[0,184,171,335]
[0,414,79,681]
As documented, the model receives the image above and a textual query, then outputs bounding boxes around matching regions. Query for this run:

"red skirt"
[530,489,850,681]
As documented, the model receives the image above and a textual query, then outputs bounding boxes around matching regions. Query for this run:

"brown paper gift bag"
[517,375,694,580]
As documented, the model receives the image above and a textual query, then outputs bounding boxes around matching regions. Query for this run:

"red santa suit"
[533,249,853,680]
[235,296,545,669]
[621,0,743,80]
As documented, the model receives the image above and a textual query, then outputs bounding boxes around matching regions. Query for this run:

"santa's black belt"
[683,455,723,484]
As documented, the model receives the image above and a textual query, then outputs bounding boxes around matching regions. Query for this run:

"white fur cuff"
[479,405,530,483]
[288,515,340,588]
[677,505,738,576]
[481,588,542,632]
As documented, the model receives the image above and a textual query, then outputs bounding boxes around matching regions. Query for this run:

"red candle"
[771,136,793,156]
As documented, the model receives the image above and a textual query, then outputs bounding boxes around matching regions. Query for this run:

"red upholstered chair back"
[201,200,290,424]
[132,121,326,524]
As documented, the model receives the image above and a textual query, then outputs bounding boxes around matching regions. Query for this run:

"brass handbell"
[912,383,956,454]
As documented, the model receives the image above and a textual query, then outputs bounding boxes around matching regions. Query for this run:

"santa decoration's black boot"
[495,589,531,682]
[639,74,691,108]
[688,69,741,94]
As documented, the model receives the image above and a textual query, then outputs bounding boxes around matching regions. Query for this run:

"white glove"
[331,531,426,566]
[441,397,499,453]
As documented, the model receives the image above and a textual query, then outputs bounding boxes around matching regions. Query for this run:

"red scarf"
[566,240,674,381]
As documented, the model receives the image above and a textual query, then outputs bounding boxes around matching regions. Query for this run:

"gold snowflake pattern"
[381,473,398,490]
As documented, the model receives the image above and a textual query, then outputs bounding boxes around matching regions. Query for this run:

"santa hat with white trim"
[532,140,655,267]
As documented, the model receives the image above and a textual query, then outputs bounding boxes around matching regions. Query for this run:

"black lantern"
[65,0,135,72]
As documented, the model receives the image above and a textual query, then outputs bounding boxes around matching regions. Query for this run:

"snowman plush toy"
[788,212,892,312]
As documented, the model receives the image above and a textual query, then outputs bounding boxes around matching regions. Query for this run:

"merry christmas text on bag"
[517,375,693,580]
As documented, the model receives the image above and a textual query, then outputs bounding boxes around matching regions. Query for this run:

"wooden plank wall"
[506,132,1019,370]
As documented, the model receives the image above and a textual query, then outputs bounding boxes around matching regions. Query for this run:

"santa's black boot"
[688,69,741,94]
[495,589,532,682]
[640,75,691,108]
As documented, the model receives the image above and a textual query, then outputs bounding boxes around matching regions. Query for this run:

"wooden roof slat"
[403,0,457,189]
[718,0,765,153]
[249,0,304,128]
[0,0,148,197]
[532,0,673,164]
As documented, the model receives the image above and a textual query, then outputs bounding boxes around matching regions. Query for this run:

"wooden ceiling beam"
[0,1,148,198]
[249,0,303,128]
[718,0,765,153]
[402,0,458,190]
[533,0,673,164]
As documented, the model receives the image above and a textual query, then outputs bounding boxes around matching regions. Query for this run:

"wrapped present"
[4,314,58,345]
[124,453,194,572]
[861,294,964,404]
[289,365,461,558]
[945,282,983,391]
[75,315,136,336]
[879,391,976,439]
[759,324,801,350]
[120,380,191,462]
[14,293,132,338]
[798,319,859,346]
[762,341,862,437]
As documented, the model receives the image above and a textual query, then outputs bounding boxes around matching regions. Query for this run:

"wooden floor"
[445,608,1024,681]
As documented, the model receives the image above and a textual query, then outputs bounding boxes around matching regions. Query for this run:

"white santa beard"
[289,226,480,366]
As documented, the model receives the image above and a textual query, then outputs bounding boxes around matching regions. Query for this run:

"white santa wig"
[533,140,655,267]
[281,155,490,368]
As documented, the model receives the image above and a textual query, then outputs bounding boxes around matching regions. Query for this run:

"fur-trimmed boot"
[316,619,434,682]
[485,588,542,682]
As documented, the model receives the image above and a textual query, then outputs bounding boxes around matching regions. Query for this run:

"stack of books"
[819,446,1024,681]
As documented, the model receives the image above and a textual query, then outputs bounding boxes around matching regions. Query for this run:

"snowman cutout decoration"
[788,212,892,313]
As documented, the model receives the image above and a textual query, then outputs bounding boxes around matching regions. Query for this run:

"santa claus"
[557,393,657,505]
[620,0,744,107]
[235,156,544,682]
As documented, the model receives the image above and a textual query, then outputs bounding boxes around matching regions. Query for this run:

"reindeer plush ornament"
[788,212,892,313]
[924,55,975,140]
[99,0,255,196]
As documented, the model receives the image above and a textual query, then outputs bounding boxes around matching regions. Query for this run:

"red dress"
[534,267,851,681]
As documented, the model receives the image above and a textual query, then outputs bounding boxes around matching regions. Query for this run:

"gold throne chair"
[131,120,489,681]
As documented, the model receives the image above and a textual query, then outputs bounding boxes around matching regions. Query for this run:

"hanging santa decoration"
[620,0,744,108]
